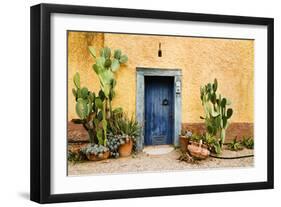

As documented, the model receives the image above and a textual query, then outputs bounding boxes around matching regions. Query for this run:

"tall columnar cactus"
[200,79,233,147]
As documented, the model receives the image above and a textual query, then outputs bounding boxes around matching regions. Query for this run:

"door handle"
[162,99,169,105]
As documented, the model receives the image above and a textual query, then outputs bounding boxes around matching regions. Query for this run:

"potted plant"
[81,144,110,161]
[108,111,141,157]
[187,140,210,159]
[118,135,134,157]
[179,130,192,152]
[107,133,135,158]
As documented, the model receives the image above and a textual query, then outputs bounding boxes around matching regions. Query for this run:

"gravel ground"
[68,147,254,176]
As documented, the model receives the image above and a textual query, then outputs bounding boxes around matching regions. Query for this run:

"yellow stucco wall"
[67,32,104,121]
[68,32,254,123]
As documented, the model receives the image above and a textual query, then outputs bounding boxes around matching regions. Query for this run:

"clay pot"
[179,136,189,152]
[187,141,210,159]
[118,138,133,157]
[86,151,110,161]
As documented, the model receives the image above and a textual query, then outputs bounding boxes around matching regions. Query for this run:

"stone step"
[143,145,174,155]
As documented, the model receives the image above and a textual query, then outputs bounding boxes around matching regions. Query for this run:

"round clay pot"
[179,136,189,152]
[118,138,133,157]
[187,141,210,159]
[86,151,110,161]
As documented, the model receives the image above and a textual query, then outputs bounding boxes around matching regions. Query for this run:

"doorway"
[144,76,174,145]
[136,68,182,150]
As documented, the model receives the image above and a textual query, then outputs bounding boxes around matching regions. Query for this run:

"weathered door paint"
[144,76,174,145]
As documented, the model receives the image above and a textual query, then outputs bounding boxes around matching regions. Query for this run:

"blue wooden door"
[145,76,174,145]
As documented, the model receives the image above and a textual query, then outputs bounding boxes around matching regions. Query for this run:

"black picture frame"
[30,3,274,204]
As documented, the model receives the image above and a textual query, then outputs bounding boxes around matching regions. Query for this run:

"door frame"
[136,67,182,151]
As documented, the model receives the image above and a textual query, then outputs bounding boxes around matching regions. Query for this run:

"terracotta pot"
[86,151,110,161]
[118,138,133,157]
[179,136,189,152]
[187,141,210,159]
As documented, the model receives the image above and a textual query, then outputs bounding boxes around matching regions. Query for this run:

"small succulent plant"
[81,144,109,156]
[67,150,86,163]
[228,138,243,151]
[189,134,202,142]
[203,133,221,154]
[181,130,193,138]
[107,134,130,158]
[241,137,254,149]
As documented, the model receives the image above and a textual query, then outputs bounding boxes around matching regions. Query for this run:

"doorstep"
[143,145,174,156]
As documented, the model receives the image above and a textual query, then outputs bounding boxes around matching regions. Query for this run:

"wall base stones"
[68,121,254,144]
[181,122,254,142]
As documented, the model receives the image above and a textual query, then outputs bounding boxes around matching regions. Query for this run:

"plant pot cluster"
[81,136,134,161]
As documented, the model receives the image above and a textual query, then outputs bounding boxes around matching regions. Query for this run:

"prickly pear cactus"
[72,72,106,146]
[71,47,129,147]
[200,79,233,147]
[72,72,93,119]
[88,46,128,99]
